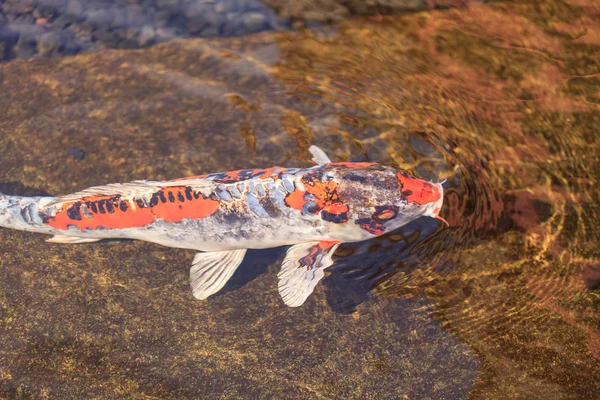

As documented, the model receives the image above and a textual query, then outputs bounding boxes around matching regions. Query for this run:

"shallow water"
[1,0,599,398]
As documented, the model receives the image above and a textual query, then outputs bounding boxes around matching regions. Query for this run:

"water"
[1,0,599,398]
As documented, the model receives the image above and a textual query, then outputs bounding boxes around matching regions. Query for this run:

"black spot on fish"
[149,193,159,207]
[67,202,82,220]
[90,202,98,213]
[208,172,228,181]
[97,200,107,214]
[344,173,367,183]
[356,217,384,235]
[105,201,115,213]
[185,186,193,201]
[321,210,348,224]
[193,191,200,199]
[158,191,167,203]
[401,190,413,197]
[168,192,175,202]
[136,198,146,208]
[177,192,185,202]
[119,201,128,212]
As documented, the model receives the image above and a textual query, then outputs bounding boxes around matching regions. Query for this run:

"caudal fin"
[0,194,56,234]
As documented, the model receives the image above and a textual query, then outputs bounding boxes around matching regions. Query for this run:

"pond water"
[0,0,599,398]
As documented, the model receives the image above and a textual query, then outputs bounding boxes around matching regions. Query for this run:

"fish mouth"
[427,182,448,227]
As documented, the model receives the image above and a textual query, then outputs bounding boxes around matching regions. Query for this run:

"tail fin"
[0,194,56,234]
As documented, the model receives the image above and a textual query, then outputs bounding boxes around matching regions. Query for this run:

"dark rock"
[242,12,267,32]
[51,13,81,29]
[200,25,219,37]
[110,6,128,29]
[1,0,36,15]
[155,0,180,11]
[125,4,145,27]
[154,10,172,28]
[0,26,20,44]
[117,29,140,49]
[155,27,175,42]
[15,14,36,25]
[186,16,207,34]
[16,40,37,59]
[67,146,86,161]
[34,4,59,20]
[85,9,112,29]
[62,36,86,54]
[38,31,62,55]
[220,18,238,36]
[92,29,119,47]
[138,25,155,47]
[215,0,236,14]
[38,0,68,11]
[184,2,211,19]
[66,0,85,15]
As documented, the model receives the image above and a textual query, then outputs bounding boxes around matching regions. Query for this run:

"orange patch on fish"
[46,186,220,231]
[284,189,307,211]
[397,173,440,205]
[284,173,349,223]
[322,202,349,215]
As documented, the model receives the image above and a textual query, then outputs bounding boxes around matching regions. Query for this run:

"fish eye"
[373,205,399,221]
[377,209,396,220]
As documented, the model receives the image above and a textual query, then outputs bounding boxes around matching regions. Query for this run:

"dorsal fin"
[308,145,332,165]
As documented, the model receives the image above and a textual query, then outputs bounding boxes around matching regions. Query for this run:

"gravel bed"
[0,0,288,61]
[0,0,482,61]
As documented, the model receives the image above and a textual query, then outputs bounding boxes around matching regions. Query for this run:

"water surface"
[0,0,599,398]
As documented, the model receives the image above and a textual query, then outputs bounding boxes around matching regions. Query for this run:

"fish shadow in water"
[323,217,443,314]
[217,247,287,296]
[213,217,444,313]
[0,181,52,197]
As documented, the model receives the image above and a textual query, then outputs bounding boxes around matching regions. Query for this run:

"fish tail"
[0,193,57,234]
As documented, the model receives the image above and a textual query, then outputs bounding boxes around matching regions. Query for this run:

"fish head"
[335,164,446,236]
[396,171,447,226]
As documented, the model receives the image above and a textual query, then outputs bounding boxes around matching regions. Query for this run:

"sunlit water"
[0,0,599,398]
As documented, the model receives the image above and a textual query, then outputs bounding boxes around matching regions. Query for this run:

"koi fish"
[0,146,445,306]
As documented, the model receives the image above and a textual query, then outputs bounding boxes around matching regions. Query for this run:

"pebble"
[38,31,62,56]
[67,147,86,161]
[138,25,156,47]
[243,12,267,32]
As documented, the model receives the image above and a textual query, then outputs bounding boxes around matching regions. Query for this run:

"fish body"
[0,146,445,306]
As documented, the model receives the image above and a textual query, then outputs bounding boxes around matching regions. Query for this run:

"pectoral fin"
[46,235,102,244]
[190,249,247,300]
[278,241,340,307]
